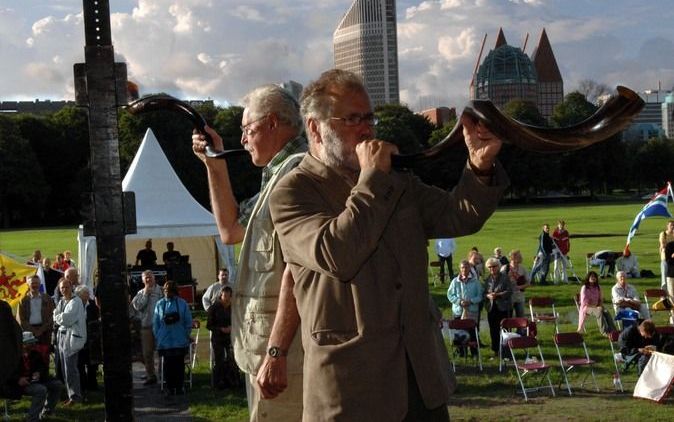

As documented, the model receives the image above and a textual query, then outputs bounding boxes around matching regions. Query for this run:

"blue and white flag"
[625,183,673,253]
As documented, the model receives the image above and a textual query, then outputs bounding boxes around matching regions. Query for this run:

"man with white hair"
[53,281,87,406]
[192,84,306,420]
[131,270,162,385]
[268,69,509,420]
[53,267,81,303]
[612,271,650,318]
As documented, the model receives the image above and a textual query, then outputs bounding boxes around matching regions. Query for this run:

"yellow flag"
[0,253,36,311]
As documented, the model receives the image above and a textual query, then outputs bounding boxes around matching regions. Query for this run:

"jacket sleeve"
[54,299,78,327]
[131,290,148,312]
[469,281,483,304]
[152,300,162,338]
[201,285,212,311]
[181,300,193,340]
[447,280,459,305]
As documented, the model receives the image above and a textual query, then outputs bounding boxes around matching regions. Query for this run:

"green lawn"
[1,201,672,420]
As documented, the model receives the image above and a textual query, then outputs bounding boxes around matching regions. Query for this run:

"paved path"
[132,362,192,421]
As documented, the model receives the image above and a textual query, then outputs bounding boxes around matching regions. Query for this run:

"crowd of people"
[444,219,674,380]
[5,69,674,421]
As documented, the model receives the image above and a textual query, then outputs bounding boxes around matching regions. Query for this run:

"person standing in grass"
[660,221,674,289]
[484,257,513,356]
[503,249,529,319]
[530,223,553,285]
[131,270,162,386]
[551,220,570,284]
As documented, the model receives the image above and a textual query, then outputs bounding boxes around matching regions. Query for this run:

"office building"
[333,0,399,106]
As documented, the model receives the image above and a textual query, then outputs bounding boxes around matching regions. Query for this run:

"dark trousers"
[77,348,99,391]
[161,348,187,392]
[438,255,453,283]
[488,307,509,354]
[403,356,450,421]
[211,340,233,387]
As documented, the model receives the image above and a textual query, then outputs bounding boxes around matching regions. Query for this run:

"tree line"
[1,91,672,228]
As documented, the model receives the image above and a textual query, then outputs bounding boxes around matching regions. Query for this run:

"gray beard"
[319,123,360,174]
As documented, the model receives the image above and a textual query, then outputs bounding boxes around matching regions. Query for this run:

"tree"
[576,79,611,105]
[428,117,458,147]
[374,103,434,151]
[0,115,49,227]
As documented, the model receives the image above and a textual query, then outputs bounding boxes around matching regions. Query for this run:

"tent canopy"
[78,129,235,291]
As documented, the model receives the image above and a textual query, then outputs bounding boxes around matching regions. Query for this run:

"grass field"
[1,201,672,420]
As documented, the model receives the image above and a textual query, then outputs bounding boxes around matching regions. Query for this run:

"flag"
[0,253,37,311]
[625,183,673,253]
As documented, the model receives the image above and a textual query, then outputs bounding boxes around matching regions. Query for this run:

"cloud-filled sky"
[1,0,673,109]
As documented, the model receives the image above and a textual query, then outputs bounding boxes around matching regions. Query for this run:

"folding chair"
[2,400,9,422]
[529,297,559,333]
[446,318,482,372]
[644,289,673,325]
[429,261,442,286]
[499,317,531,372]
[553,332,598,395]
[508,336,556,401]
[607,330,624,392]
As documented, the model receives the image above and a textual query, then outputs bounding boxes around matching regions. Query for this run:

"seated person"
[135,239,157,268]
[617,248,639,278]
[162,242,181,265]
[612,271,650,318]
[619,319,661,375]
[591,250,622,277]
[578,271,615,335]
[7,332,63,421]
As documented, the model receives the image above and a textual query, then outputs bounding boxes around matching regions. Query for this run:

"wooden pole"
[75,0,135,419]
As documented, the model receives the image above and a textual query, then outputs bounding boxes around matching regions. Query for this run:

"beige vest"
[232,153,304,375]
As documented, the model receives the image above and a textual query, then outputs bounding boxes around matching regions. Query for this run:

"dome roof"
[475,44,538,87]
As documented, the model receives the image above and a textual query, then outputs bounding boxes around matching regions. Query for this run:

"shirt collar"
[260,135,307,190]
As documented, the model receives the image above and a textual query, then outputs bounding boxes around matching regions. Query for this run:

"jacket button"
[395,283,402,290]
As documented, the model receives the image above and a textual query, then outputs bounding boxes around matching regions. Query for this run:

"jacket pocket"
[310,329,358,346]
[248,220,275,272]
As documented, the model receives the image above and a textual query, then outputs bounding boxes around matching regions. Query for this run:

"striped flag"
[625,183,674,253]
[0,253,37,311]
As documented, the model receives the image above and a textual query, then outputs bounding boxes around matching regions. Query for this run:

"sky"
[1,0,674,110]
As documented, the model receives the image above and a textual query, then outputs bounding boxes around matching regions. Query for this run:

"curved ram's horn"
[392,86,645,169]
[126,94,247,159]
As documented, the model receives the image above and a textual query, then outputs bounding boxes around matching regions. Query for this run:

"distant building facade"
[664,93,674,139]
[333,0,399,107]
[419,107,456,127]
[471,28,563,121]
[0,99,76,114]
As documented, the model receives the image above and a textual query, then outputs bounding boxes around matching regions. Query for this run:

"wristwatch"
[268,346,288,358]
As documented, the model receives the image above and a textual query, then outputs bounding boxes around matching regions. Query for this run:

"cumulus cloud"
[1,0,673,109]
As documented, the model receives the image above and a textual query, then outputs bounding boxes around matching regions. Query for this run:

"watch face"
[269,347,280,358]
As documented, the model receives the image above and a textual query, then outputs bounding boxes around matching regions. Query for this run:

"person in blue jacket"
[153,280,192,396]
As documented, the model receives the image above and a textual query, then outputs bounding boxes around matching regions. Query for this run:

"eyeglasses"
[240,115,269,137]
[330,112,378,127]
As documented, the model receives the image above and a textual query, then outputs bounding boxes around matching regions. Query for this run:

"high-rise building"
[471,28,563,121]
[662,93,674,139]
[333,0,399,106]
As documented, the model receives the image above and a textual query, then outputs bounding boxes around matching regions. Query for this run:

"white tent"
[77,129,236,292]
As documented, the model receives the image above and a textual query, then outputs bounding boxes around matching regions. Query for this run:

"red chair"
[553,332,598,395]
[499,317,531,372]
[607,330,624,392]
[529,296,559,333]
[508,336,556,401]
[446,318,482,372]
